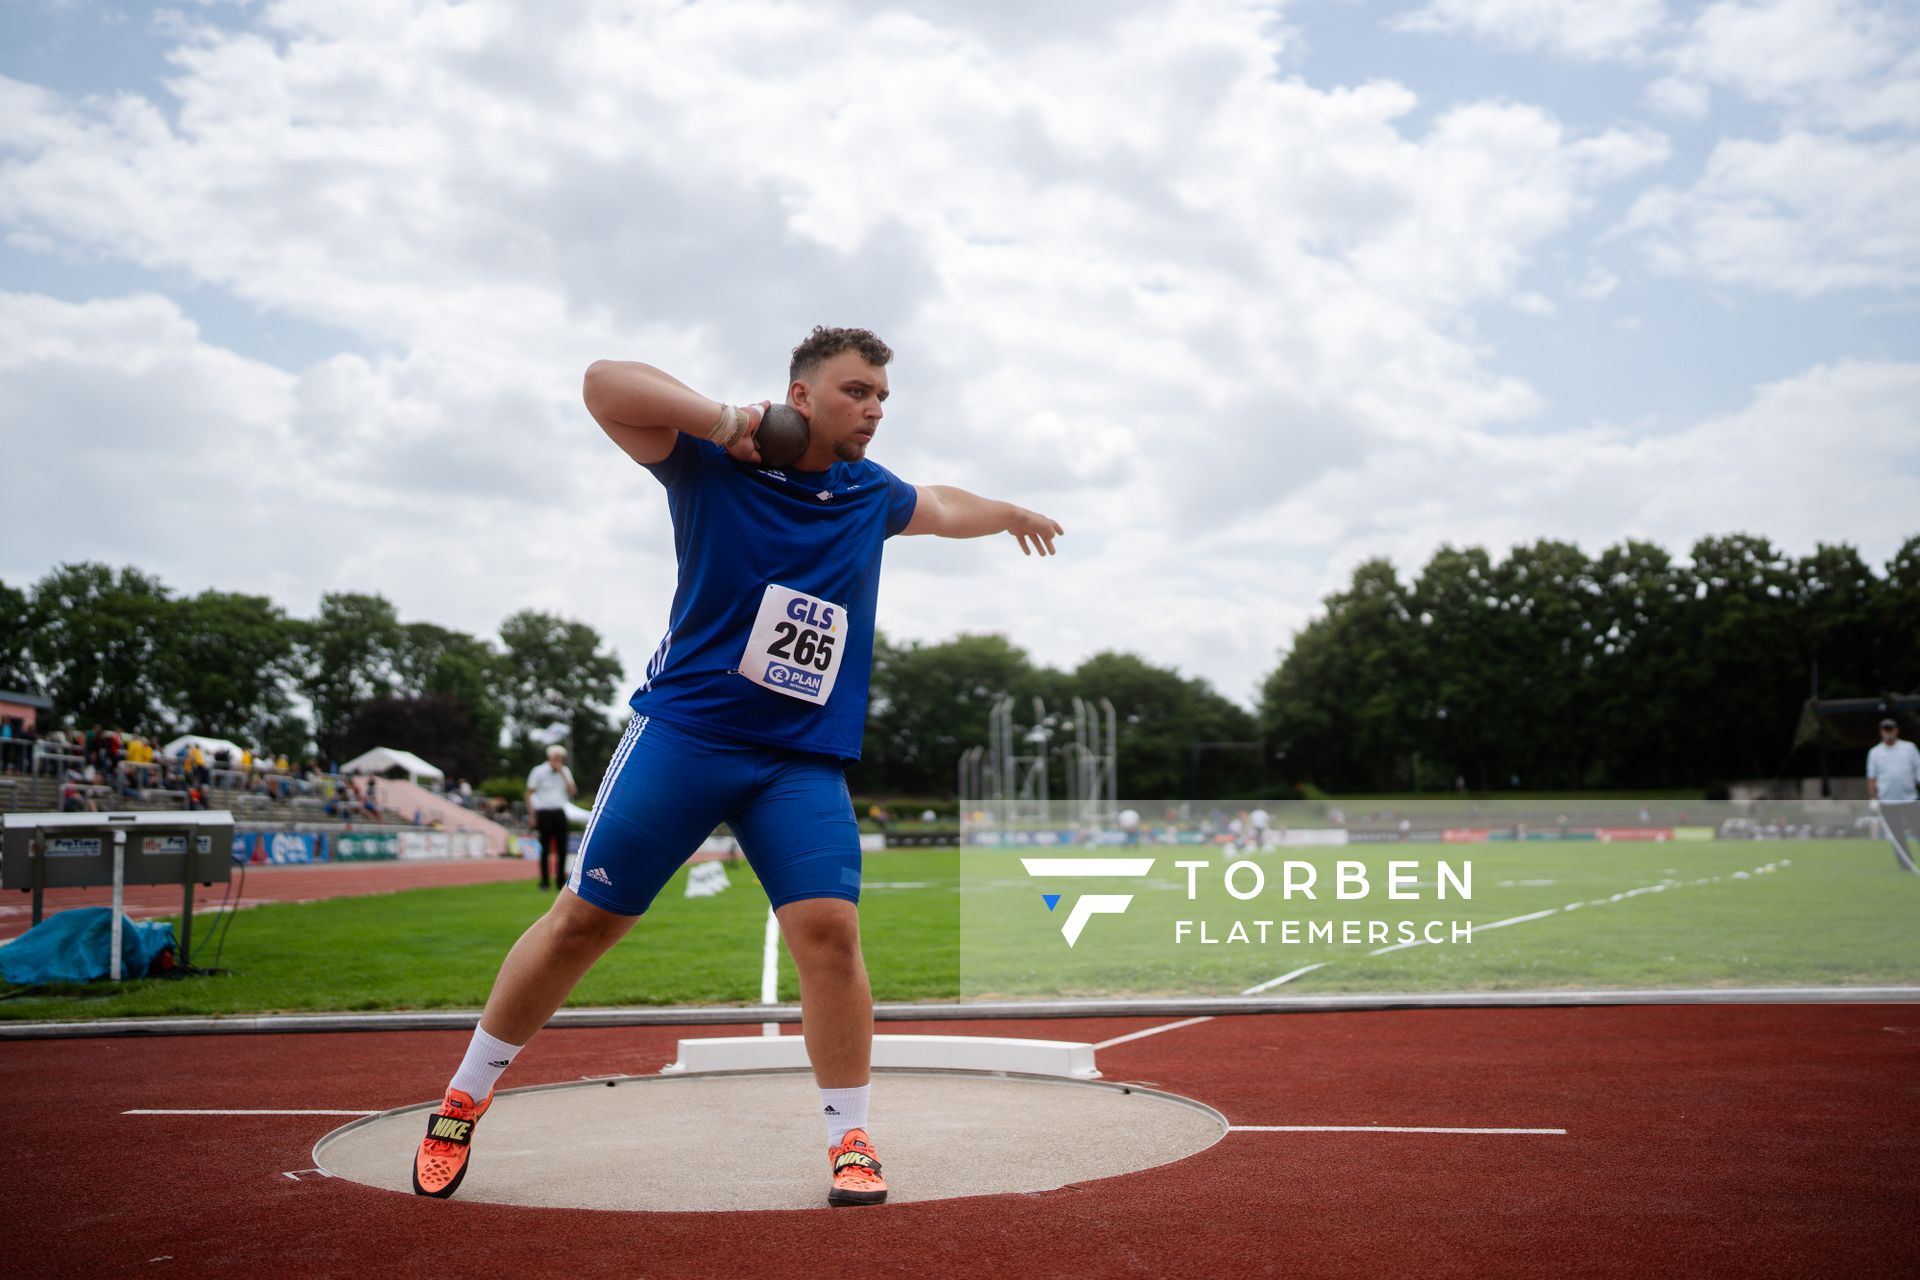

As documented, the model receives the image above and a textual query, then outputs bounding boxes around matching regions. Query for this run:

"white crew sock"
[448,1025,524,1102]
[820,1084,870,1146]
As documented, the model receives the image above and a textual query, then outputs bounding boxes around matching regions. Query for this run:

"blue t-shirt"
[631,433,917,760]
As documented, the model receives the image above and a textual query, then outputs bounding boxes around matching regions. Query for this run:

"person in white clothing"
[525,745,578,891]
[1866,718,1920,875]
[1248,807,1272,852]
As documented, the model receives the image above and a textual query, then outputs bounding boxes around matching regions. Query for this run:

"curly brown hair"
[788,326,893,384]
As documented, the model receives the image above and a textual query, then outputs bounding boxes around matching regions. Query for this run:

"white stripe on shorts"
[570,715,648,893]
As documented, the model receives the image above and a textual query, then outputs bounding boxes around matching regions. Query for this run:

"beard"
[832,436,868,463]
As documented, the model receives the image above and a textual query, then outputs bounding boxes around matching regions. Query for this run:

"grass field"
[2,840,1915,1023]
[964,838,1920,997]
[0,852,958,1023]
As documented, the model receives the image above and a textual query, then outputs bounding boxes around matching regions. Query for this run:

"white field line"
[1230,1125,1565,1136]
[1369,907,1558,956]
[126,1109,377,1116]
[1241,962,1329,995]
[1239,858,1793,988]
[1092,1015,1214,1050]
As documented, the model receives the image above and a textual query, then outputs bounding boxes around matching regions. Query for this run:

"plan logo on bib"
[1020,857,1156,947]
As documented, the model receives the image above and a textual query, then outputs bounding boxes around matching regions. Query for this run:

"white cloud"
[1256,358,1920,615]
[1623,131,1920,294]
[1670,0,1920,132]
[0,0,1900,709]
[1394,0,1670,60]
[1644,75,1711,118]
[1569,264,1620,300]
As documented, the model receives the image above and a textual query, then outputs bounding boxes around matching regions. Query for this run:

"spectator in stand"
[458,778,474,808]
[525,746,578,891]
[36,725,65,777]
[61,769,89,812]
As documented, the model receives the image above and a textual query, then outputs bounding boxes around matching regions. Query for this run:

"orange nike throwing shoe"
[411,1087,493,1198]
[827,1128,887,1206]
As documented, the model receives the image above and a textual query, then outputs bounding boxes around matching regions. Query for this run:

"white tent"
[339,746,445,783]
[162,733,249,760]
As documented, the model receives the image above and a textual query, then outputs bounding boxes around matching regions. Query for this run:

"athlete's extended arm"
[582,360,767,466]
[903,485,1064,556]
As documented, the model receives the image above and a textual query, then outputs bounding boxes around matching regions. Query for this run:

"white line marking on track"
[126,1109,377,1116]
[1230,1126,1566,1135]
[1092,1015,1214,1050]
[282,1168,336,1180]
[1241,962,1327,995]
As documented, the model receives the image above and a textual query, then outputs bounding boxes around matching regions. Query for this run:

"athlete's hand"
[1006,507,1064,556]
[723,401,770,464]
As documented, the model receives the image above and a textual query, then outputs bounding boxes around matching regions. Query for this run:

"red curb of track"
[3,1004,1916,1277]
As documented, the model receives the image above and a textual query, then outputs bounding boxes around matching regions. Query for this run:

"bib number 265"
[738,584,847,706]
[767,620,835,672]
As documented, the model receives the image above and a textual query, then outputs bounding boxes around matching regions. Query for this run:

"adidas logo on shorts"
[586,867,613,886]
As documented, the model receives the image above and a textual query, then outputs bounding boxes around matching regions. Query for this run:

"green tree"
[157,590,305,748]
[395,622,506,776]
[497,610,623,789]
[26,563,172,729]
[1062,652,1259,799]
[0,578,33,693]
[1259,558,1421,792]
[856,632,1046,797]
[1587,540,1695,788]
[1686,534,1803,782]
[299,593,404,763]
[344,693,493,784]
[1881,536,1920,692]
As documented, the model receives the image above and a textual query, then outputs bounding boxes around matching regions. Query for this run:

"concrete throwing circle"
[315,1069,1226,1212]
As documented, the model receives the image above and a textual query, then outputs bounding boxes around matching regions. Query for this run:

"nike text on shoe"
[827,1128,887,1207]
[412,1087,492,1198]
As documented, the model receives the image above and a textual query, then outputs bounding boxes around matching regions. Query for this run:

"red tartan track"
[0,857,532,940]
[2,1003,1917,1278]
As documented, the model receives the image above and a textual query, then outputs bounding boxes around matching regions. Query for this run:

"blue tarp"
[0,908,177,985]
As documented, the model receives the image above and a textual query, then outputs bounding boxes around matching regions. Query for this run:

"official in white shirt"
[1866,718,1920,875]
[525,746,578,890]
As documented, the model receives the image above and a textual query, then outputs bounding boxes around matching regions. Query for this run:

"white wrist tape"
[707,403,748,448]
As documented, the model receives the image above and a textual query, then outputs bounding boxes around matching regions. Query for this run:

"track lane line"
[1241,962,1327,994]
[1230,1125,1566,1135]
[125,1109,378,1116]
[1092,1015,1213,1049]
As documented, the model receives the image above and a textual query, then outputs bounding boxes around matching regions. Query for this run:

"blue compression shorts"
[566,714,862,916]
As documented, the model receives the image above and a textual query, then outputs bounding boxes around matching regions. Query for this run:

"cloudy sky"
[3,0,1916,711]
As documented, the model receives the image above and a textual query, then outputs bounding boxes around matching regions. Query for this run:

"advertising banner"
[1274,829,1350,847]
[334,832,399,861]
[266,832,316,863]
